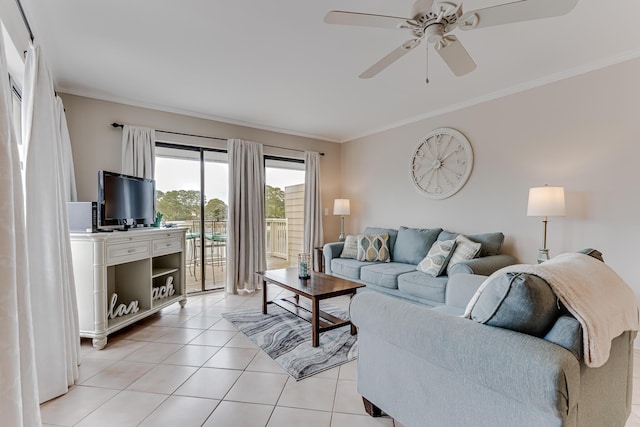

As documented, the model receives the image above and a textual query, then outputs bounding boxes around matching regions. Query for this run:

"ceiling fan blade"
[434,35,476,76]
[324,11,410,29]
[359,39,421,79]
[458,0,578,30]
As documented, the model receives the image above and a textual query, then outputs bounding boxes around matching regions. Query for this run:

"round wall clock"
[410,127,473,199]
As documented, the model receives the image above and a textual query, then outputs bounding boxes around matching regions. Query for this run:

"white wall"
[59,94,343,242]
[342,58,640,303]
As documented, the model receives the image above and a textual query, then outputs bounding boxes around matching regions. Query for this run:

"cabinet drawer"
[106,241,151,265]
[153,235,183,256]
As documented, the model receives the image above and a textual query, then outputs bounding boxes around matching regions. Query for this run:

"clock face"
[410,128,473,199]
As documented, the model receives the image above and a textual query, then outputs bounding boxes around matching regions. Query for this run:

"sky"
[155,157,305,203]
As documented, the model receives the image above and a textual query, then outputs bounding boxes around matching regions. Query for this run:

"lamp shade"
[527,186,566,217]
[333,199,350,216]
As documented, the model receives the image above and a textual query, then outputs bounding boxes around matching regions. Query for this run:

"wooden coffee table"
[258,268,365,347]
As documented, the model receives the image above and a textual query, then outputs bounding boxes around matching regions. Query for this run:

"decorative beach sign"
[153,276,176,301]
[108,293,139,320]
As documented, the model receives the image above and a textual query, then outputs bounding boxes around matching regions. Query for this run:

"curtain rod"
[15,0,34,41]
[111,123,324,156]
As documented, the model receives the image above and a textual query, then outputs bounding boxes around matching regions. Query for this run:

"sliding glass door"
[155,145,228,293]
[156,145,308,291]
[264,157,305,270]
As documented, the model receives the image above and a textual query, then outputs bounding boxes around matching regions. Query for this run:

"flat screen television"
[98,170,156,229]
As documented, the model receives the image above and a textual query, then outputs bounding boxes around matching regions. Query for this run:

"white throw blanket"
[464,253,638,368]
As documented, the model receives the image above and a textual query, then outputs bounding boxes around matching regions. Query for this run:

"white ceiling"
[19,0,640,142]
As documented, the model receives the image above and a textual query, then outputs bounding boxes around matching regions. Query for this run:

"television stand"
[69,227,187,349]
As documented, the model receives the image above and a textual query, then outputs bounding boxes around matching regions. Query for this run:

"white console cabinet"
[70,227,187,349]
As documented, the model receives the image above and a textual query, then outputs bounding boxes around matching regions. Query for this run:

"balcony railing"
[172,218,290,262]
[266,218,288,260]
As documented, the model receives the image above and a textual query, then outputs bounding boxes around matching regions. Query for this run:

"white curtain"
[303,151,323,270]
[226,139,266,293]
[0,31,42,426]
[121,125,155,178]
[22,41,80,404]
[57,96,77,201]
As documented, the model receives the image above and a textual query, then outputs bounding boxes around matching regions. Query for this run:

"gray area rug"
[222,303,357,380]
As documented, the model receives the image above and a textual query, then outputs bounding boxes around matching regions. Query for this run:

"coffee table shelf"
[272,297,351,332]
[258,268,365,347]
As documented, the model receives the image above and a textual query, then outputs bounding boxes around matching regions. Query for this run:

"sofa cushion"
[416,239,457,277]
[339,235,359,259]
[363,227,398,254]
[469,272,560,337]
[543,314,583,360]
[360,262,416,289]
[331,258,375,280]
[393,226,442,265]
[439,231,505,257]
[397,271,448,303]
[446,235,482,275]
[357,233,391,262]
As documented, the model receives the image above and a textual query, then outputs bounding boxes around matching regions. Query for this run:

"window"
[2,22,25,169]
[155,144,228,293]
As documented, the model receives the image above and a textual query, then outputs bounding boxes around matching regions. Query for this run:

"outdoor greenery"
[205,198,227,220]
[266,185,285,218]
[156,190,200,221]
[156,185,285,221]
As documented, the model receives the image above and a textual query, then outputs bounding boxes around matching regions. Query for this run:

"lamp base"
[338,233,346,242]
[536,249,550,264]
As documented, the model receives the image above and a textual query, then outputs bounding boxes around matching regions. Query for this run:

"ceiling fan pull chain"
[425,44,430,84]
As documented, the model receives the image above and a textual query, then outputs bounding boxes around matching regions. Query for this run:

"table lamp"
[333,199,350,241]
[527,185,565,263]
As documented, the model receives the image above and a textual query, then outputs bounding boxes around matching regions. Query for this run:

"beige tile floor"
[41,288,640,427]
[40,289,398,427]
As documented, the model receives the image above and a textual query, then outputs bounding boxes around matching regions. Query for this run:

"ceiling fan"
[324,0,579,82]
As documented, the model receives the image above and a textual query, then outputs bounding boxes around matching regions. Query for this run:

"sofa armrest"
[445,273,487,309]
[350,291,580,416]
[323,242,344,275]
[448,254,517,276]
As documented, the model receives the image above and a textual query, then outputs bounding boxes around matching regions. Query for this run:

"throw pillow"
[438,231,504,257]
[339,235,359,259]
[446,235,482,275]
[392,227,442,265]
[357,233,391,262]
[469,272,560,337]
[416,239,457,277]
[577,248,604,262]
[363,227,398,254]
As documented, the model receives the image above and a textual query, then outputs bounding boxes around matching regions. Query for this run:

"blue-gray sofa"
[323,226,516,307]
[349,250,637,427]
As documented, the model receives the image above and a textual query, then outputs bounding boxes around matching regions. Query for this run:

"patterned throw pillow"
[417,239,457,277]
[446,235,482,274]
[357,233,391,262]
[339,235,359,259]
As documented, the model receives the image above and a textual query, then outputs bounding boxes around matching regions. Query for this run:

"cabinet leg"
[362,397,382,417]
[93,336,107,350]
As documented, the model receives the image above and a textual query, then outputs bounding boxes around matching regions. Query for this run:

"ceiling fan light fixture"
[324,0,580,81]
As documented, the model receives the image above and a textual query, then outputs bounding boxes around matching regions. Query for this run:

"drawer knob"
[166,243,171,247]
[127,248,135,253]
